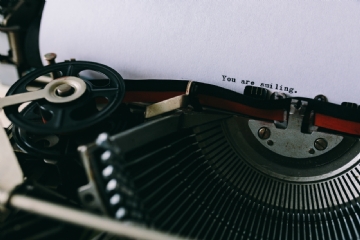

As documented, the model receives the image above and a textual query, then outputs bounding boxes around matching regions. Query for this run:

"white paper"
[0,84,11,127]
[0,31,9,56]
[0,62,19,86]
[40,0,360,105]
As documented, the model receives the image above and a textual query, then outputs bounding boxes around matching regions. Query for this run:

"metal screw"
[44,53,57,65]
[258,127,271,139]
[314,138,328,151]
[55,84,74,97]
[44,53,61,79]
[267,140,274,146]
[309,148,315,154]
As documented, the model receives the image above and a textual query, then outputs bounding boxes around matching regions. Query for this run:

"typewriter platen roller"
[0,58,360,240]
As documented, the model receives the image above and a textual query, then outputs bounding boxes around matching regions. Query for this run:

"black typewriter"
[1,1,360,240]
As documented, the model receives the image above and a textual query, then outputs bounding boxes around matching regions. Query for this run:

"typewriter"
[1,1,360,239]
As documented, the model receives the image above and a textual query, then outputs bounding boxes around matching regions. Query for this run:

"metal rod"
[0,25,20,32]
[10,194,187,240]
[0,89,47,108]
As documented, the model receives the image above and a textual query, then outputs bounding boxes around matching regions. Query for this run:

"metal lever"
[0,77,87,109]
[144,81,196,118]
[145,94,189,118]
[0,89,48,109]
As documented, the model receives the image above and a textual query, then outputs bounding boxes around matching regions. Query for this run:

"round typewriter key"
[101,150,113,163]
[109,194,122,206]
[102,165,115,178]
[4,61,125,134]
[106,179,118,192]
[115,207,127,219]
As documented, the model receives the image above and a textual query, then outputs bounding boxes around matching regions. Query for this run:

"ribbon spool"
[4,61,125,134]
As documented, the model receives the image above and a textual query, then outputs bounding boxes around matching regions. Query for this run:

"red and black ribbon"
[122,80,360,136]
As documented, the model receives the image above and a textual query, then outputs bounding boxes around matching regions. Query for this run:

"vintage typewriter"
[1,1,360,239]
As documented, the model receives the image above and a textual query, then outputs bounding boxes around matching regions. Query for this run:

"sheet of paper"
[0,84,10,127]
[0,31,9,56]
[0,62,19,86]
[40,0,360,105]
